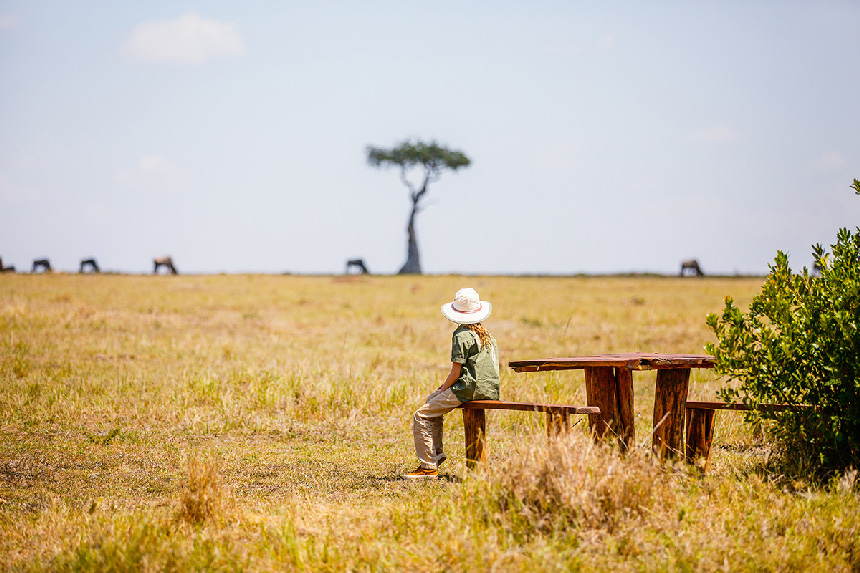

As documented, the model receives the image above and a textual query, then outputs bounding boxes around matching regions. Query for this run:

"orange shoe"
[403,466,438,479]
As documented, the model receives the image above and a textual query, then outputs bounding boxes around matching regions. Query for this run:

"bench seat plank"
[686,401,811,412]
[458,401,598,469]
[459,400,599,415]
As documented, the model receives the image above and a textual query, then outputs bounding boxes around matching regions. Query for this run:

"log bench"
[458,400,600,469]
[685,401,812,472]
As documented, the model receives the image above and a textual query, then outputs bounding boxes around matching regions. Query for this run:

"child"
[404,288,500,479]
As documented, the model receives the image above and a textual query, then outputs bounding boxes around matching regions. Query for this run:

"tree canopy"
[366,140,471,174]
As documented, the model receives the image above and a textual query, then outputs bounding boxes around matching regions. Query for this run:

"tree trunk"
[398,200,422,274]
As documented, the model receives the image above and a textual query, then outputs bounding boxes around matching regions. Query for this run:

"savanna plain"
[1,274,858,571]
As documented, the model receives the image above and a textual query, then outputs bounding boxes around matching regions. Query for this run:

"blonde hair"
[465,323,493,348]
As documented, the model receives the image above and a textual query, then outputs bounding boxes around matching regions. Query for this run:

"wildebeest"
[80,258,100,273]
[153,256,178,275]
[679,259,704,277]
[345,258,369,274]
[0,257,15,273]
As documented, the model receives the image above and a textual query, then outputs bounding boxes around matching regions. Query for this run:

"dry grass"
[177,453,233,525]
[489,435,671,532]
[1,273,857,571]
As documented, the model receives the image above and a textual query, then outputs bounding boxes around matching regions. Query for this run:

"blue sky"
[1,1,859,274]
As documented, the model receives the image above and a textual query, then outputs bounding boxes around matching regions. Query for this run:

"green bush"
[705,180,860,473]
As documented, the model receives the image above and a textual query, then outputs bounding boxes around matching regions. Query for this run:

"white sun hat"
[441,287,492,324]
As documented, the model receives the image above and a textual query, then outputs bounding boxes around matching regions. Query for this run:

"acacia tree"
[366,140,470,274]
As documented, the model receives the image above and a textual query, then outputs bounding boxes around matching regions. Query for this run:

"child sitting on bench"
[404,288,500,479]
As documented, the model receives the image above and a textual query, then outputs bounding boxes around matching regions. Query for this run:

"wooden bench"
[458,400,600,468]
[685,401,812,472]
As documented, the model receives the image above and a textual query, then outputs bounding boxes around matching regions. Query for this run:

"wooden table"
[509,353,714,459]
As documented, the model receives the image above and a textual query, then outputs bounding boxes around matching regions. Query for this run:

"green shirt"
[450,325,500,403]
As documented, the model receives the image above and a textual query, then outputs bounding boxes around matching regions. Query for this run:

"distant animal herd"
[0,256,180,275]
[0,256,707,277]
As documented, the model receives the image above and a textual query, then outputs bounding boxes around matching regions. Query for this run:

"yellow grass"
[1,274,857,570]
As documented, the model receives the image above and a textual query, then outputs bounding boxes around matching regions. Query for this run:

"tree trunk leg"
[616,367,635,450]
[585,367,620,442]
[545,412,569,438]
[652,369,691,461]
[463,408,486,469]
[685,407,716,472]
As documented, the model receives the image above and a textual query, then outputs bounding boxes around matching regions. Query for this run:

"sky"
[1,1,859,275]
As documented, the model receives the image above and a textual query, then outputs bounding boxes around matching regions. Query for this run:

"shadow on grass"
[372,472,463,484]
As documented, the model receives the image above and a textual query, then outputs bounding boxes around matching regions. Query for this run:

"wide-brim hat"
[441,287,492,324]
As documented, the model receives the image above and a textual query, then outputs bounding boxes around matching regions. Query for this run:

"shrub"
[705,180,860,472]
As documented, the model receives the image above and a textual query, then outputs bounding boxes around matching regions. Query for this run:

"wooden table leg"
[585,367,620,443]
[463,408,486,469]
[616,367,635,450]
[685,407,716,472]
[546,412,570,437]
[652,368,691,460]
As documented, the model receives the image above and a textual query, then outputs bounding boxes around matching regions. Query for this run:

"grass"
[1,273,858,571]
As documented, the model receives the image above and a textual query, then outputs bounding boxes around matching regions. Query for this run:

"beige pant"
[412,388,462,469]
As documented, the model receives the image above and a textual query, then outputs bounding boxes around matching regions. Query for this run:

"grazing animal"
[32,259,52,273]
[153,256,178,275]
[0,257,14,273]
[680,259,704,277]
[345,258,369,274]
[79,258,100,273]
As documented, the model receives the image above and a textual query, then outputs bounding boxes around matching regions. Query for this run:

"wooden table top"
[509,353,715,372]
